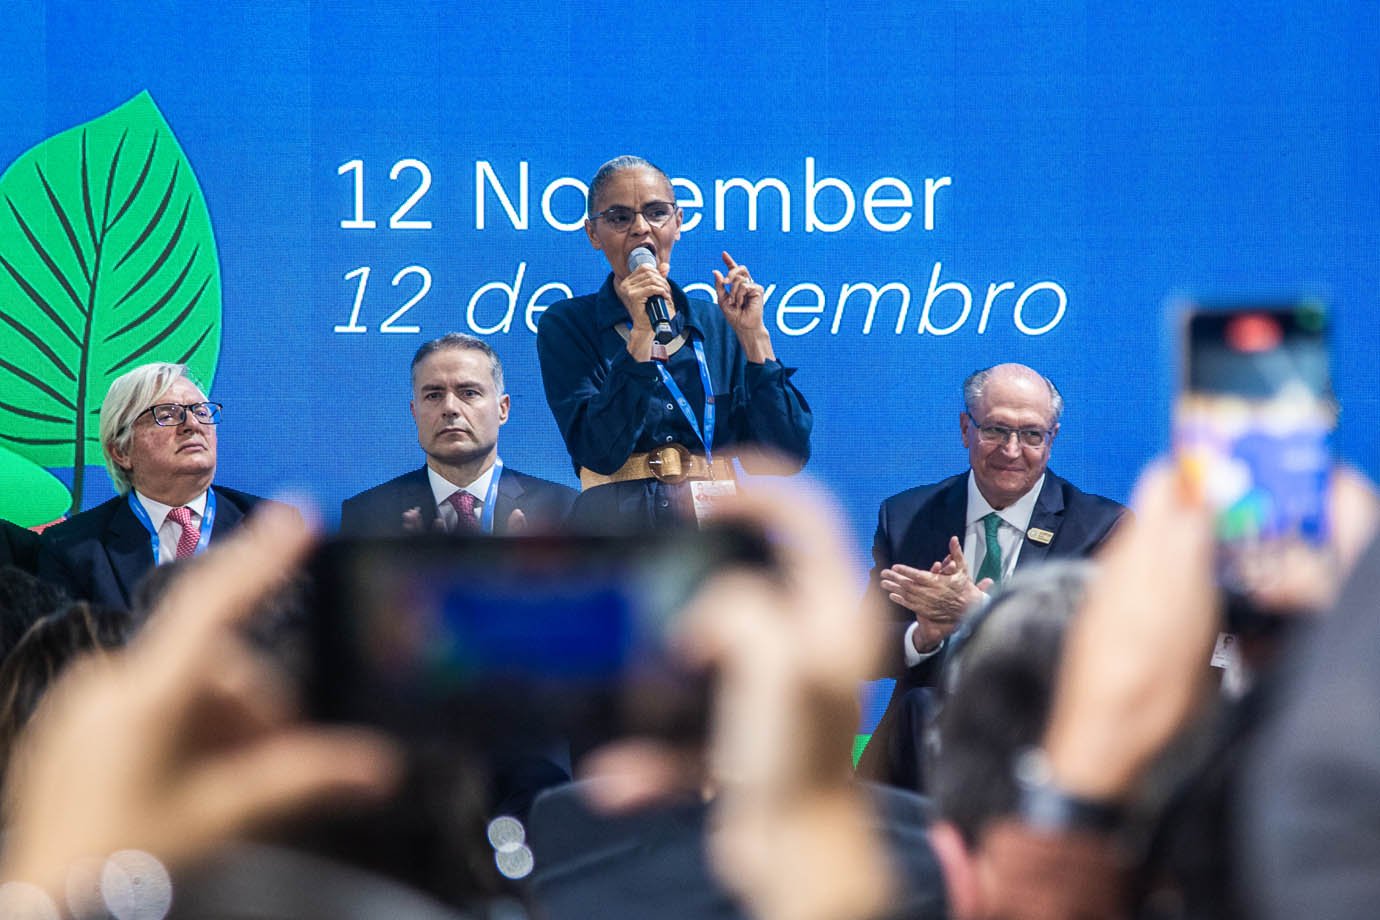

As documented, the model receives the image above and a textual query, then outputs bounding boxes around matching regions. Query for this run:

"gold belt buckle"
[646,443,692,484]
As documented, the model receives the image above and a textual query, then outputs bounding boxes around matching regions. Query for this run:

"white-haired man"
[857,362,1128,789]
[38,363,263,610]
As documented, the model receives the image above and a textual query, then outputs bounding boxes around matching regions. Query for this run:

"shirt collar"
[134,489,209,531]
[593,273,704,336]
[427,461,499,509]
[965,471,1045,533]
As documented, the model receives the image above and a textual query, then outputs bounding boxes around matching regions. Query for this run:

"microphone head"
[627,246,658,274]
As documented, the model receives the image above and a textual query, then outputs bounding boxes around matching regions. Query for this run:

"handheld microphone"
[628,247,674,359]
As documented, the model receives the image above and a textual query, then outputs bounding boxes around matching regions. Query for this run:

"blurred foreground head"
[0,504,399,918]
[928,562,1093,917]
[0,565,71,661]
[0,602,131,791]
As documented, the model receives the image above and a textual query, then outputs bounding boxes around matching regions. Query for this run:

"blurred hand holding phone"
[307,526,772,750]
[1174,300,1337,624]
[298,525,772,905]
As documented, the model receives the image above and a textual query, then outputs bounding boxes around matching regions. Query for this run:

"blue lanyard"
[634,330,716,463]
[128,489,217,564]
[478,458,503,534]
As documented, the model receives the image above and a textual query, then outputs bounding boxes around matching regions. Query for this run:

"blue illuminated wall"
[2,2,1377,565]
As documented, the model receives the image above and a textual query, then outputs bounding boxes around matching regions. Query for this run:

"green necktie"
[975,512,1003,585]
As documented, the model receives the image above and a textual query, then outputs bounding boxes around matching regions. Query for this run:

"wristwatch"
[1013,747,1123,834]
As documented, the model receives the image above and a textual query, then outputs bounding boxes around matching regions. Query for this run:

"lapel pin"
[1027,527,1054,545]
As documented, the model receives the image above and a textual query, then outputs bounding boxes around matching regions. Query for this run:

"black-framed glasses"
[966,412,1051,448]
[136,402,223,427]
[589,200,678,231]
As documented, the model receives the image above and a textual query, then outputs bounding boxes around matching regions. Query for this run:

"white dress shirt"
[133,489,209,564]
[427,462,499,532]
[961,470,1045,582]
[902,472,1046,666]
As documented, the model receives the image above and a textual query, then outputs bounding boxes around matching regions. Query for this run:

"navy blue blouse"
[536,274,813,477]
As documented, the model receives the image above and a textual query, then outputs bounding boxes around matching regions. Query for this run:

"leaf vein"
[80,130,99,254]
[100,129,128,238]
[0,250,81,352]
[0,358,77,411]
[113,195,191,309]
[0,400,69,425]
[175,324,215,364]
[34,162,92,286]
[105,244,200,341]
[112,158,178,273]
[5,199,88,321]
[0,433,71,447]
[108,131,159,232]
[0,306,76,381]
[107,281,206,375]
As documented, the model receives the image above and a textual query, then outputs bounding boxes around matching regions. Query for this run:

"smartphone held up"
[1173,300,1335,625]
[305,524,773,749]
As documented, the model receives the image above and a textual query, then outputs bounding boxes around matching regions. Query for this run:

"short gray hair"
[410,333,504,394]
[587,155,674,214]
[100,363,207,495]
[962,364,1064,426]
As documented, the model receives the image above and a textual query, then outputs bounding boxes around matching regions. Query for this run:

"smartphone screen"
[1175,301,1334,606]
[306,526,769,746]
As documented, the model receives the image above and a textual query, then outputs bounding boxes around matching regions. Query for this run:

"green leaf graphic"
[0,91,221,512]
[0,444,72,526]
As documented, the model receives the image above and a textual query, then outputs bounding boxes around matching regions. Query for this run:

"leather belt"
[580,443,734,490]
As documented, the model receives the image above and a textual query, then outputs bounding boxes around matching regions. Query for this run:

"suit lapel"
[105,499,155,609]
[408,467,442,533]
[1015,474,1065,571]
[493,468,525,534]
[897,475,968,568]
[208,486,245,540]
[940,475,968,547]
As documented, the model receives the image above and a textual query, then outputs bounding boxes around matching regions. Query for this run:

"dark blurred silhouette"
[0,601,132,791]
[0,565,72,663]
[0,520,42,575]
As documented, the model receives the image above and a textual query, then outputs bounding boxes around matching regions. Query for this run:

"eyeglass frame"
[587,200,679,232]
[964,411,1053,449]
[131,401,224,429]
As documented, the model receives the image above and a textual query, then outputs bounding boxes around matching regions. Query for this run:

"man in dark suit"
[1,519,41,574]
[340,334,578,824]
[340,333,575,536]
[38,363,265,612]
[857,363,1127,789]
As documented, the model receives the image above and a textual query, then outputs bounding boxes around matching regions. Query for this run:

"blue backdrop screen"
[2,2,1377,569]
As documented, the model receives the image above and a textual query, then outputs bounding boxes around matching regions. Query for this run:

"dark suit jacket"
[856,470,1127,786]
[338,465,576,537]
[36,486,263,612]
[1,519,41,575]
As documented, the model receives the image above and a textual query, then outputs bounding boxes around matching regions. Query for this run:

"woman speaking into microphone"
[537,155,813,531]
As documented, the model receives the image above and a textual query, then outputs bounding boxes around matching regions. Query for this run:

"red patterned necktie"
[446,490,480,533]
[167,506,201,559]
